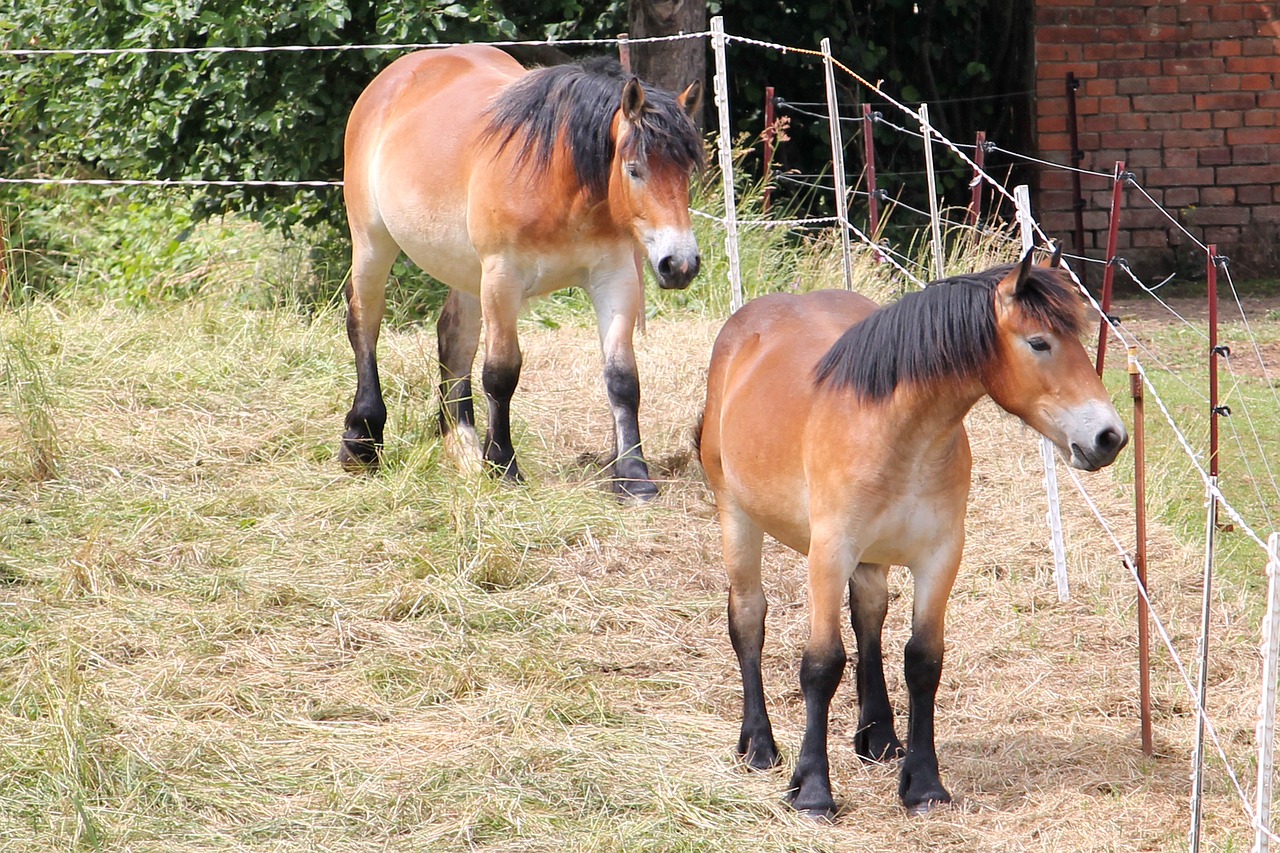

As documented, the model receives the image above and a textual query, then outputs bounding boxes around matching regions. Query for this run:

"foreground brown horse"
[342,45,702,498]
[698,252,1128,817]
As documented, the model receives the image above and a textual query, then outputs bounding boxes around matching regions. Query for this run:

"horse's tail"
[691,409,705,461]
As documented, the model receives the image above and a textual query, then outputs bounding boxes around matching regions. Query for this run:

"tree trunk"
[627,0,707,128]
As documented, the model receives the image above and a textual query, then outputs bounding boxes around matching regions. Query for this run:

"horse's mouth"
[1068,441,1110,472]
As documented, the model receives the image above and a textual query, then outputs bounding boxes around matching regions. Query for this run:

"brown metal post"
[862,103,881,261]
[617,33,630,74]
[968,130,986,226]
[1095,161,1126,375]
[762,86,775,214]
[1129,345,1154,756]
[0,210,9,306]
[1067,72,1087,292]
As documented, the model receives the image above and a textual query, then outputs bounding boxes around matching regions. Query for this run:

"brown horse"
[341,45,702,498]
[698,252,1128,817]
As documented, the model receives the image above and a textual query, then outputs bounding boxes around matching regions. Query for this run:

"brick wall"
[1034,0,1280,278]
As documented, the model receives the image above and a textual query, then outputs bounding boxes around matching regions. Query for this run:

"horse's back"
[700,290,878,551]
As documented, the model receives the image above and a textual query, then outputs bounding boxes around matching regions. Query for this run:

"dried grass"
[0,284,1269,852]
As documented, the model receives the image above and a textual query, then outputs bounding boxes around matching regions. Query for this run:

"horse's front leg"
[898,544,962,814]
[479,268,523,483]
[340,232,397,471]
[437,289,484,471]
[589,269,657,500]
[788,529,855,820]
[849,562,905,762]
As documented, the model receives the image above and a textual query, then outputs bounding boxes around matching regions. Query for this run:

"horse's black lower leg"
[604,359,656,500]
[340,281,387,471]
[482,356,522,482]
[898,633,951,813]
[787,642,846,819]
[849,567,904,762]
[437,291,480,437]
[729,593,779,770]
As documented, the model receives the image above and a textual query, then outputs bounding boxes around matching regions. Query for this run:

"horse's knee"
[482,357,521,402]
[903,634,944,694]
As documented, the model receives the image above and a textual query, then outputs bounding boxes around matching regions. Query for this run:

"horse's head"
[984,249,1128,471]
[613,78,703,290]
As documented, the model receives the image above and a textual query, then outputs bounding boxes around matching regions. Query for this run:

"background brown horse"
[698,253,1128,817]
[341,45,702,497]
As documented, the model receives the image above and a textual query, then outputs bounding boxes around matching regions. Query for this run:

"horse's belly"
[390,215,483,293]
[855,495,962,567]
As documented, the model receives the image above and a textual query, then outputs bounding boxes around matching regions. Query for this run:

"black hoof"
[611,476,659,502]
[855,726,905,764]
[485,456,523,484]
[786,788,837,822]
[339,434,381,472]
[900,774,951,816]
[904,793,952,816]
[737,734,781,771]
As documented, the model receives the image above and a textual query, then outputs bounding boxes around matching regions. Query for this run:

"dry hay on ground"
[0,306,1267,851]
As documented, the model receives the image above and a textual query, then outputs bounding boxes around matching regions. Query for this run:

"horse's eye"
[626,163,642,180]
[1028,337,1051,353]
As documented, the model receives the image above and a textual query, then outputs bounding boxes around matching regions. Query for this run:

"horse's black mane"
[814,264,1085,400]
[481,56,703,200]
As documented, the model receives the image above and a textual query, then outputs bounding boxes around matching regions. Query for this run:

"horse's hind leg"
[589,272,656,500]
[479,271,523,482]
[437,289,483,471]
[849,562,905,762]
[721,504,779,770]
[340,231,397,471]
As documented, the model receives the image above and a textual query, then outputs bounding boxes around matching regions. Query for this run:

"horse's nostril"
[658,256,674,278]
[689,255,701,279]
[1098,427,1124,453]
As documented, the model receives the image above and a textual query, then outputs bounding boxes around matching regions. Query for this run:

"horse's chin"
[1067,442,1105,472]
[657,274,695,291]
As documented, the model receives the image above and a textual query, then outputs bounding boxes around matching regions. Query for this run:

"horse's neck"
[878,380,984,465]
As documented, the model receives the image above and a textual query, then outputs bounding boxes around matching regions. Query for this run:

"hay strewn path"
[0,300,1264,851]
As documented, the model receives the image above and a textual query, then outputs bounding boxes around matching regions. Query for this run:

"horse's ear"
[621,77,646,122]
[678,79,703,119]
[1048,241,1063,268]
[1003,246,1036,299]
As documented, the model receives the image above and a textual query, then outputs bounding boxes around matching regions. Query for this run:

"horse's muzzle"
[1069,424,1129,471]
[656,253,701,290]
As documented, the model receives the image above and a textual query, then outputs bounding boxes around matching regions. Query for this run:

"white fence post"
[1254,532,1280,853]
[919,103,944,280]
[1191,477,1220,852]
[820,37,853,291]
[1014,186,1070,602]
[710,16,744,312]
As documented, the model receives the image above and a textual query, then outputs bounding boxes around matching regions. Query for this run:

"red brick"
[1213,112,1245,129]
[1196,92,1259,110]
[1216,164,1280,185]
[1132,93,1195,112]
[1097,95,1130,113]
[1081,211,1111,231]
[1213,40,1244,58]
[1226,126,1280,144]
[1211,3,1246,22]
[1143,41,1179,60]
[1100,59,1163,77]
[1258,93,1280,109]
[1039,133,1072,153]
[1245,111,1277,127]
[1117,78,1153,95]
[1131,230,1172,249]
[1037,61,1099,82]
[1041,25,1111,44]
[1201,186,1237,206]
[1191,20,1256,39]
[1178,3,1212,23]
[1244,4,1280,21]
[1040,98,1069,117]
[1117,112,1149,131]
[1164,148,1198,168]
[1086,78,1118,97]
[1241,39,1278,57]
[1164,187,1200,207]
[1115,42,1147,60]
[1199,147,1233,166]
[1188,206,1251,226]
[1177,40,1214,59]
[1082,114,1117,132]
[1162,58,1226,75]
[1038,44,1084,63]
[1039,170,1075,192]
[1239,74,1272,90]
[1143,166,1216,185]
[1207,74,1242,92]
[1237,185,1271,204]
[1177,75,1213,93]
[1226,55,1280,73]
[1113,7,1146,25]
[1181,112,1213,129]
[1232,144,1274,164]
[1083,43,1116,61]
[1131,23,1186,41]
[1100,130,1165,148]
[1039,115,1070,133]
[1203,227,1246,244]
[1124,148,1163,168]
